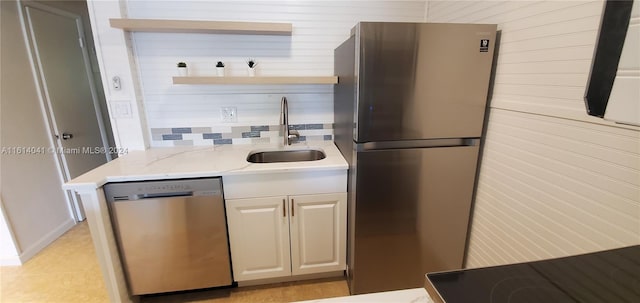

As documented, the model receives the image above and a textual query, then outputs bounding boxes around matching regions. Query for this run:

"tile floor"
[0,222,349,303]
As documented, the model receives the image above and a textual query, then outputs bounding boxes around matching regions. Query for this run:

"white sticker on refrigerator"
[480,39,489,52]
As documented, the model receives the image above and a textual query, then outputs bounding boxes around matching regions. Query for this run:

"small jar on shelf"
[177,62,188,76]
[216,61,225,77]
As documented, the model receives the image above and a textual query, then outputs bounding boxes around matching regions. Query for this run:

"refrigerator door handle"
[356,138,479,151]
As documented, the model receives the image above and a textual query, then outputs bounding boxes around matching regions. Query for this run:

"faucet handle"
[288,130,300,144]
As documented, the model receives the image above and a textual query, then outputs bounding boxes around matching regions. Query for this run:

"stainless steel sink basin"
[247,149,326,163]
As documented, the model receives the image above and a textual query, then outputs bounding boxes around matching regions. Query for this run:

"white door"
[23,4,110,220]
[225,196,292,281]
[290,193,347,275]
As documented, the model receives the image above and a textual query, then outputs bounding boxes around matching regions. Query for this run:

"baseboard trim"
[238,270,345,287]
[0,255,22,266]
[18,218,76,263]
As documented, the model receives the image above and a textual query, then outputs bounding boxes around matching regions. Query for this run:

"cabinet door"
[225,196,291,281]
[289,193,347,275]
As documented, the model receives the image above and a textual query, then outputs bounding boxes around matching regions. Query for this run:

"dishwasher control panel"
[104,178,222,202]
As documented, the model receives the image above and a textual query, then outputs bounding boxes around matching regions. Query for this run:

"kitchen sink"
[247,149,326,163]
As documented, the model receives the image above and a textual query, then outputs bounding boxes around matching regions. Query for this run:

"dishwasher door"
[104,178,232,295]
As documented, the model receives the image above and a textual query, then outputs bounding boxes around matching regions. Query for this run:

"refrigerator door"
[356,22,496,142]
[348,145,480,294]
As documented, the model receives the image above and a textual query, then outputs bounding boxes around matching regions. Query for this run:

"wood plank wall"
[427,0,640,268]
[123,1,426,146]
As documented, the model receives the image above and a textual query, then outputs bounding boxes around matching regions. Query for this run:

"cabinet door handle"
[282,199,286,217]
[291,199,294,216]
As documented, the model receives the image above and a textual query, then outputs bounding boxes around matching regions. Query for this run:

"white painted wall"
[0,0,76,265]
[427,0,640,268]
[89,0,427,147]
[86,0,150,151]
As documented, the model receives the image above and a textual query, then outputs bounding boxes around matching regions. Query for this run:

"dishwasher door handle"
[133,191,194,200]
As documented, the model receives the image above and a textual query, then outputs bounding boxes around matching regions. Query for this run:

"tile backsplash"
[151,124,333,146]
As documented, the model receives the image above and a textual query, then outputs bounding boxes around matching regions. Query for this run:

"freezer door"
[356,22,496,142]
[349,145,480,294]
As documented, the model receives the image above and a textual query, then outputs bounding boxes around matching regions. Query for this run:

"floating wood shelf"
[109,18,292,35]
[173,76,338,85]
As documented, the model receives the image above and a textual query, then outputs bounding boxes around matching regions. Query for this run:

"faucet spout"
[281,97,289,145]
[280,97,299,145]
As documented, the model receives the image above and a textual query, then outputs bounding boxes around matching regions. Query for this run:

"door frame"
[18,0,111,221]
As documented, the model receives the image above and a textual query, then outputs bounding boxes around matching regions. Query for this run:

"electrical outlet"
[221,107,237,122]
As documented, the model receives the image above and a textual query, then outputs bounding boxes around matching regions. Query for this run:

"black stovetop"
[426,245,640,303]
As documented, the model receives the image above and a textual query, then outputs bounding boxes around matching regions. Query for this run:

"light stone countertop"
[293,288,433,303]
[64,141,348,191]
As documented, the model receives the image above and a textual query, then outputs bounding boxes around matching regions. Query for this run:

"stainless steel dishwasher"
[104,178,233,295]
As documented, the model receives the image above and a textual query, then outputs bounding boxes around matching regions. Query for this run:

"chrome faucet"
[280,96,299,145]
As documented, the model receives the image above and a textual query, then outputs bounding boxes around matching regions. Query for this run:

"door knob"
[61,133,73,140]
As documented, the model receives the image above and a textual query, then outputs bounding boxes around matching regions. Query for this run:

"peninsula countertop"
[64,141,348,191]
[293,288,433,303]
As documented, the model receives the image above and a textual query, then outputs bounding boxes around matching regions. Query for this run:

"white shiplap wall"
[428,1,640,268]
[124,0,427,146]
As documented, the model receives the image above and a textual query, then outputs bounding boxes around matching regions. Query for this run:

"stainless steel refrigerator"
[334,22,496,295]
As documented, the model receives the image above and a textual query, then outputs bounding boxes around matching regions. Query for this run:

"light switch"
[111,100,133,119]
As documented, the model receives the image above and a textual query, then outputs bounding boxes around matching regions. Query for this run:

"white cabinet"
[225,196,291,280]
[289,194,347,276]
[226,193,347,282]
